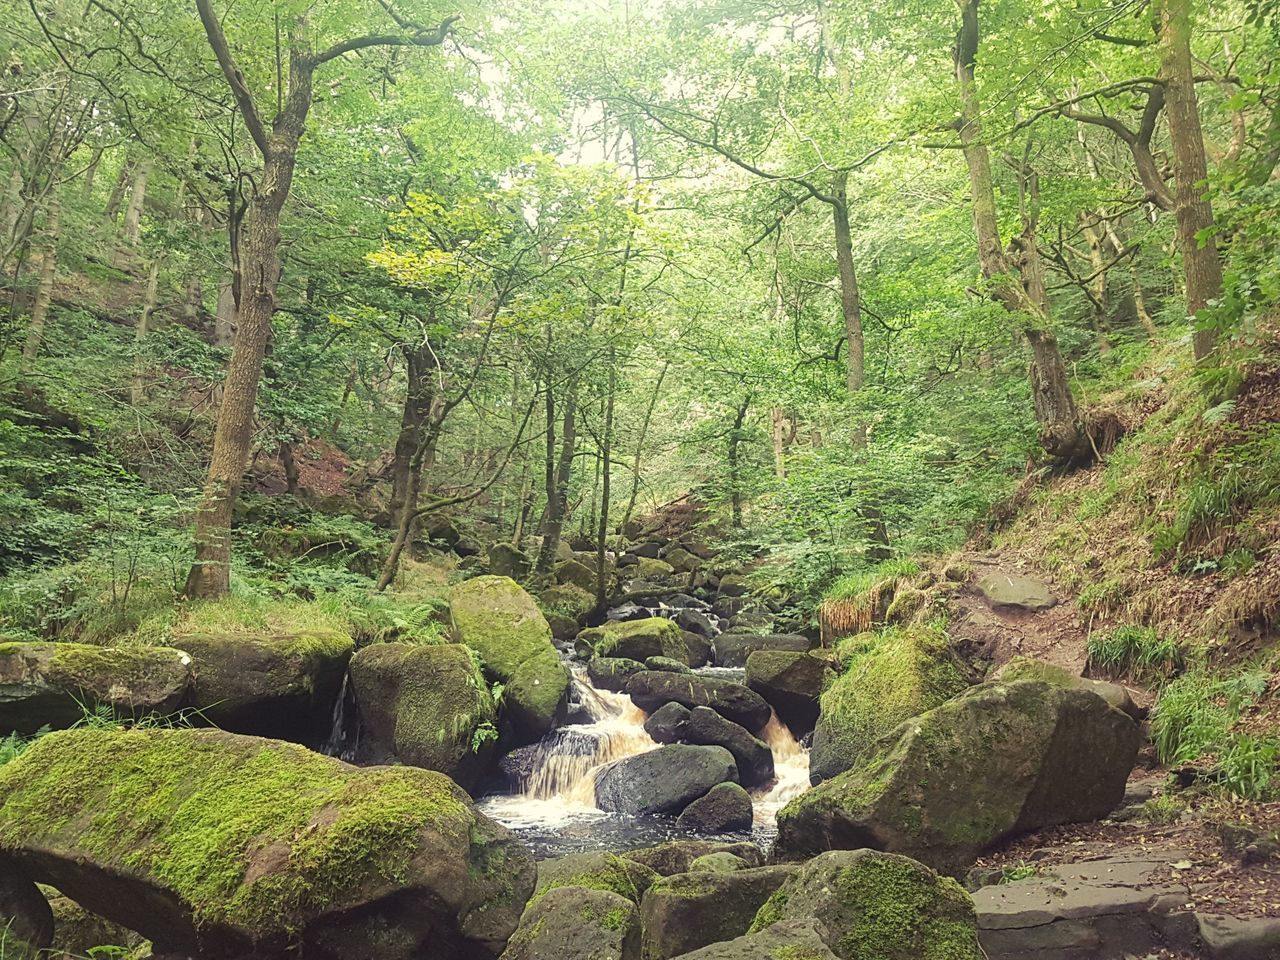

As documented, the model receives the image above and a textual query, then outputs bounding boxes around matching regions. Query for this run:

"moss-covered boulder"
[348,643,497,794]
[575,618,688,664]
[689,852,750,873]
[995,656,1142,720]
[748,849,982,960]
[662,547,701,574]
[178,630,352,742]
[622,841,764,877]
[450,576,571,745]
[47,893,148,958]
[626,671,772,732]
[745,650,833,736]
[541,583,595,622]
[775,680,1141,875]
[553,559,597,593]
[634,557,676,580]
[645,655,692,674]
[595,745,738,816]
[667,919,838,960]
[534,851,659,905]
[676,782,753,833]
[713,633,813,668]
[639,866,796,960]
[588,657,647,692]
[0,728,535,959]
[500,886,639,960]
[488,543,532,580]
[810,627,970,785]
[0,642,192,734]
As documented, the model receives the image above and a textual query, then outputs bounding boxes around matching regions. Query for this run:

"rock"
[595,745,738,816]
[717,575,751,598]
[680,707,774,787]
[453,536,482,558]
[681,631,713,668]
[676,783,753,833]
[179,630,352,742]
[644,702,692,743]
[995,656,1143,720]
[0,641,192,734]
[645,656,692,674]
[634,557,677,581]
[488,543,532,580]
[0,869,52,958]
[712,595,752,619]
[668,919,838,960]
[728,612,775,632]
[628,542,662,559]
[639,866,796,960]
[689,852,750,873]
[622,841,764,876]
[0,728,534,959]
[451,576,571,745]
[500,887,639,960]
[535,851,660,904]
[714,633,811,668]
[588,657,647,692]
[977,572,1055,611]
[663,547,701,573]
[348,643,497,794]
[809,626,970,785]
[745,650,832,736]
[47,893,147,958]
[776,680,1141,874]
[553,559,597,593]
[751,849,982,960]
[545,613,578,642]
[674,608,717,637]
[626,671,771,732]
[420,513,461,548]
[1197,913,1280,960]
[555,540,575,562]
[576,618,688,664]
[541,583,595,622]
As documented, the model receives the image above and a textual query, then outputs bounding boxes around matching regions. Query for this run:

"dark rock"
[546,613,578,642]
[629,542,662,559]
[681,707,773,787]
[622,841,764,876]
[745,651,832,736]
[645,656,692,674]
[639,866,796,960]
[626,671,771,732]
[712,595,752,619]
[420,514,461,548]
[644,702,692,743]
[488,543,532,580]
[675,608,717,637]
[500,886,639,960]
[617,554,639,568]
[666,919,838,960]
[453,536,482,558]
[676,782,753,833]
[714,633,811,668]
[681,631,714,668]
[728,612,775,632]
[588,657,646,692]
[716,575,751,598]
[663,547,702,573]
[595,745,737,816]
[0,868,52,957]
[1196,913,1280,960]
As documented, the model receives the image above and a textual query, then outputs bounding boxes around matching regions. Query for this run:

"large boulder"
[576,619,688,664]
[450,576,571,745]
[0,642,192,734]
[634,557,676,581]
[668,919,838,960]
[713,633,812,668]
[588,657,647,692]
[595,745,737,816]
[488,543,532,580]
[500,887,639,960]
[626,672,771,732]
[644,702,692,743]
[0,728,535,959]
[810,627,970,784]
[775,680,1141,874]
[680,706,774,787]
[534,851,659,905]
[553,559,597,593]
[178,630,353,742]
[348,643,497,794]
[622,841,764,877]
[676,782,753,833]
[639,866,796,960]
[749,849,982,960]
[745,651,832,736]
[681,630,713,668]
[995,656,1142,720]
[541,583,595,623]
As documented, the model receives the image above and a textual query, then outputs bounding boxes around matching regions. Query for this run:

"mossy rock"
[500,886,639,960]
[541,583,595,622]
[575,618,688,664]
[745,651,833,737]
[664,918,837,960]
[534,851,659,906]
[450,576,570,745]
[676,782,753,834]
[776,680,1140,875]
[634,557,676,580]
[689,852,750,873]
[717,574,751,598]
[348,643,497,794]
[749,849,981,960]
[177,630,353,742]
[594,745,738,816]
[488,543,533,580]
[587,657,646,692]
[0,728,535,958]
[644,655,692,674]
[552,559,597,593]
[883,588,928,625]
[663,547,702,574]
[995,656,1142,720]
[48,894,148,958]
[621,841,764,877]
[639,866,796,960]
[810,626,970,784]
[714,633,812,669]
[0,642,193,734]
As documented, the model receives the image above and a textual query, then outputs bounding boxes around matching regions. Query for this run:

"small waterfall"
[323,669,360,762]
[751,713,810,824]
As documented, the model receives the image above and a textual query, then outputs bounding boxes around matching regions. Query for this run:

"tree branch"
[195,0,270,157]
[311,15,461,66]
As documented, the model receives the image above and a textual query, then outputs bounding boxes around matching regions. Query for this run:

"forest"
[0,0,1278,958]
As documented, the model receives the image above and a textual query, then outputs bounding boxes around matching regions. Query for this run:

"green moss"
[40,642,191,693]
[449,577,554,681]
[829,859,978,960]
[576,617,687,662]
[748,888,790,933]
[601,906,632,932]
[534,853,658,906]
[0,728,473,934]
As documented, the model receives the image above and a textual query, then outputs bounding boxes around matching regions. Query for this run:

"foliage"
[1086,626,1186,683]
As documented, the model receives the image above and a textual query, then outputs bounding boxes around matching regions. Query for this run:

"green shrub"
[1086,626,1185,682]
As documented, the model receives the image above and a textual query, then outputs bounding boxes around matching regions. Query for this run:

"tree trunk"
[214,280,237,347]
[771,407,787,478]
[832,172,863,396]
[131,256,161,403]
[20,190,62,372]
[114,159,151,268]
[279,441,299,495]
[82,147,104,200]
[727,395,750,528]
[595,352,616,614]
[1157,0,1223,361]
[535,377,577,576]
[104,158,132,224]
[622,359,668,535]
[387,343,432,527]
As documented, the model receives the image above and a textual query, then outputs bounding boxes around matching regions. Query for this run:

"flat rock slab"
[974,849,1192,960]
[977,573,1056,611]
[1197,913,1280,960]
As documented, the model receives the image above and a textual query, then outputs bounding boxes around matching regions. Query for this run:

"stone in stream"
[644,702,692,743]
[809,625,971,785]
[625,671,771,732]
[178,628,353,742]
[534,851,659,905]
[645,655,693,674]
[639,865,797,960]
[0,727,534,959]
[588,656,647,692]
[577,618,689,664]
[667,919,838,960]
[680,706,774,787]
[347,642,497,794]
[451,576,570,745]
[676,782,753,833]
[674,608,717,638]
[594,744,738,816]
[499,886,640,960]
[0,641,193,734]
[622,841,764,876]
[713,632,812,668]
[775,679,1141,875]
[745,650,833,736]
[681,630,713,668]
